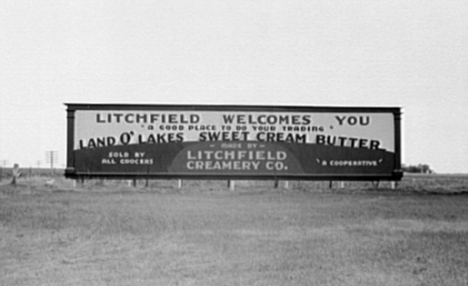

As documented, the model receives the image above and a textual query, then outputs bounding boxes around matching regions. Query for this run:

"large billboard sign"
[65,104,402,180]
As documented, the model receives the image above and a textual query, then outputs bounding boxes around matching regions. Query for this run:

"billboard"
[65,104,402,180]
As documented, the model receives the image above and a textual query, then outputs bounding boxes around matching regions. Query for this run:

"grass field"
[1,173,468,285]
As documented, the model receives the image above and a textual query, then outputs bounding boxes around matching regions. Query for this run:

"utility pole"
[45,151,58,169]
[0,160,8,182]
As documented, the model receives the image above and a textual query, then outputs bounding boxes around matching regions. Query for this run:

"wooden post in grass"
[178,179,183,189]
[11,164,20,185]
[228,180,235,191]
[284,181,289,189]
[372,180,380,188]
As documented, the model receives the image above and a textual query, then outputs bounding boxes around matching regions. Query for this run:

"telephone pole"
[0,160,8,182]
[45,151,58,169]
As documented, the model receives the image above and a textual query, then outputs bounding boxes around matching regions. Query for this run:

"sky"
[0,0,467,173]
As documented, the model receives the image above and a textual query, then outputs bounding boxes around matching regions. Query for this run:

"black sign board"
[65,104,402,181]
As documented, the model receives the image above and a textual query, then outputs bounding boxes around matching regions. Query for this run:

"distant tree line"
[402,164,433,174]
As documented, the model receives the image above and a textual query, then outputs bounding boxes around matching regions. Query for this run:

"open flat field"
[1,174,468,285]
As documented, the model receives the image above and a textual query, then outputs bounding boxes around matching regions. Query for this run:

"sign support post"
[228,180,235,191]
